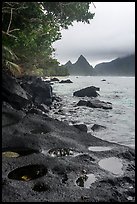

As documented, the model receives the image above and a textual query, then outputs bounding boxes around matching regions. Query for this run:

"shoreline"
[2,73,135,202]
[48,75,135,148]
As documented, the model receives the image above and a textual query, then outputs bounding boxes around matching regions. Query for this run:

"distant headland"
[63,54,135,76]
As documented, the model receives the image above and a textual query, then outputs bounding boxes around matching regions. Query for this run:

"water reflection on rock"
[76,173,96,189]
[88,146,113,152]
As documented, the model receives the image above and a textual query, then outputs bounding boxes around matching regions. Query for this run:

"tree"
[2,2,95,76]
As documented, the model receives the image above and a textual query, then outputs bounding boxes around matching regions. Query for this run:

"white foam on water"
[98,157,123,175]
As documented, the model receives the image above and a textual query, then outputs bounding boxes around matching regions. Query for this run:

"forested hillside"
[2,2,94,76]
[63,54,135,76]
[94,54,135,76]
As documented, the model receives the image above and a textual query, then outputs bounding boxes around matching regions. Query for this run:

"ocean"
[48,76,135,149]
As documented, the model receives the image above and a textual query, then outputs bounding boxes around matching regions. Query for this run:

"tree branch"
[2,31,17,39]
[8,29,20,33]
[7,8,13,33]
[92,2,96,8]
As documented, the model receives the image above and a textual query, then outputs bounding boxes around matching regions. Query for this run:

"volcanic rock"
[73,86,100,97]
[2,103,135,202]
[91,124,106,131]
[2,72,135,202]
[59,79,73,83]
[73,124,88,132]
[77,99,112,109]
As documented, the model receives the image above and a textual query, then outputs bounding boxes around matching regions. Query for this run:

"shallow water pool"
[98,157,123,175]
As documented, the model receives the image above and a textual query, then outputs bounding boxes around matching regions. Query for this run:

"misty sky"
[52,2,135,67]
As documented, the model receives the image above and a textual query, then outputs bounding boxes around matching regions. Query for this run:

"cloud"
[53,2,135,66]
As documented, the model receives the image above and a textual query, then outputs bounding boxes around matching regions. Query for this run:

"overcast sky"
[52,2,135,67]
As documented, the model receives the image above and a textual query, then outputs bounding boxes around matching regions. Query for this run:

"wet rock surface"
[8,164,47,181]
[2,104,135,202]
[77,99,112,109]
[91,124,106,131]
[20,76,53,106]
[2,73,135,202]
[50,77,60,82]
[2,71,30,110]
[73,124,88,132]
[73,86,100,97]
[59,79,73,83]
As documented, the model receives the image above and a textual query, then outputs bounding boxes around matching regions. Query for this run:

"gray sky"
[52,2,135,67]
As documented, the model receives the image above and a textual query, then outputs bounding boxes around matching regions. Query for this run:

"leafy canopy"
[2,2,95,76]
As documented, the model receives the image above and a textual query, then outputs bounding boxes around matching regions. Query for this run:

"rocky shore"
[2,72,135,202]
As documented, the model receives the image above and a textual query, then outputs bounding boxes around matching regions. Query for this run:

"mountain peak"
[63,55,94,76]
[78,55,87,61]
[75,55,92,68]
[65,60,72,66]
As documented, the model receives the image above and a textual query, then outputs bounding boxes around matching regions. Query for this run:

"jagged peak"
[74,55,92,67]
[78,55,87,61]
[65,60,72,66]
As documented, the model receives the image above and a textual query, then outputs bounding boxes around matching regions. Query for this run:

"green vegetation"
[2,2,94,76]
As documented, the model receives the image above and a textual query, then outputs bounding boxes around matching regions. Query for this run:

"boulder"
[37,104,49,113]
[17,75,38,85]
[77,100,88,106]
[87,99,112,109]
[91,124,106,131]
[50,77,59,82]
[73,124,88,132]
[27,107,48,116]
[73,86,100,97]
[2,71,30,110]
[59,79,73,83]
[20,76,53,106]
[77,99,112,109]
